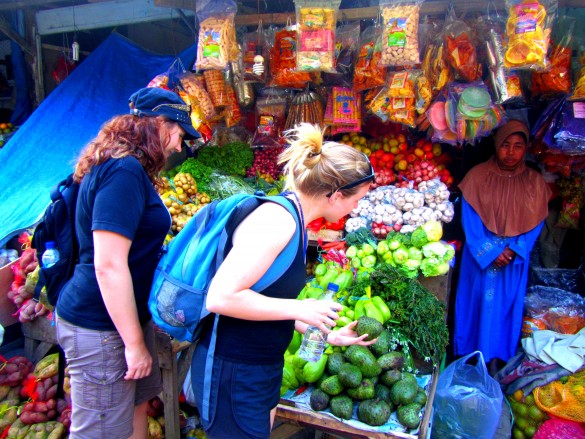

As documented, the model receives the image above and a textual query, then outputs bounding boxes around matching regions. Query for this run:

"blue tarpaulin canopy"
[0,33,197,246]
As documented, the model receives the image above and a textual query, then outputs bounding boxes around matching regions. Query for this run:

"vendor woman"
[453,120,551,375]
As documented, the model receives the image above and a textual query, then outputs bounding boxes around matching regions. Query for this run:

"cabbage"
[420,257,447,277]
[393,245,409,265]
[411,226,428,248]
[421,242,453,261]
[408,246,424,261]
[421,220,443,242]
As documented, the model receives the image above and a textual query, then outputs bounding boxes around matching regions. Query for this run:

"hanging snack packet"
[422,32,452,96]
[294,0,341,73]
[268,25,313,88]
[353,25,387,92]
[194,0,238,71]
[378,0,424,67]
[322,22,360,87]
[177,89,213,142]
[503,0,556,70]
[532,16,574,97]
[203,69,227,108]
[444,9,480,82]
[571,47,585,101]
[179,72,216,120]
[285,87,325,130]
[386,70,418,128]
[485,27,524,105]
[252,89,288,148]
[242,24,269,83]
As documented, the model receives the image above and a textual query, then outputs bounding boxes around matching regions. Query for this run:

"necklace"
[284,191,308,262]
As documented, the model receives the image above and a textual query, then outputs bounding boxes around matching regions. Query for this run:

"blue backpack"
[149,192,302,423]
[148,192,301,343]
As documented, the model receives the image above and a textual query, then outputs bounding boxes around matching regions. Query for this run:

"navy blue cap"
[128,87,200,140]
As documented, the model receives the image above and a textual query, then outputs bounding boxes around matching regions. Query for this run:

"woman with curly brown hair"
[55,87,199,439]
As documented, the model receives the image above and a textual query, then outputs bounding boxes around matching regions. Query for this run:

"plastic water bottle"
[41,241,60,268]
[298,282,339,362]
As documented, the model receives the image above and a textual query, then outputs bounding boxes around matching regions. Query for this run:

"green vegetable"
[392,245,409,265]
[197,141,254,176]
[345,227,377,247]
[369,265,449,365]
[361,255,377,268]
[178,158,214,193]
[408,247,423,261]
[422,220,443,242]
[410,227,428,248]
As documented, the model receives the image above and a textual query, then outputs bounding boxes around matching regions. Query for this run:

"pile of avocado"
[309,316,427,430]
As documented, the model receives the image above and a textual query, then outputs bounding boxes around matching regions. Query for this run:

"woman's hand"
[124,343,152,380]
[493,246,515,268]
[298,299,343,334]
[327,321,378,347]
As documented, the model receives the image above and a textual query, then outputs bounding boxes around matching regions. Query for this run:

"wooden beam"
[35,0,194,36]
[233,0,584,26]
[0,14,33,56]
[42,42,91,56]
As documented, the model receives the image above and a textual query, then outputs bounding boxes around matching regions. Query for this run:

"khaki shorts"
[56,316,162,439]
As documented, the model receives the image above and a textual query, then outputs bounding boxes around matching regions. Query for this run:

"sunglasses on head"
[326,159,375,198]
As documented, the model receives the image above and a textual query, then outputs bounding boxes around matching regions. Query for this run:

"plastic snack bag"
[252,89,288,148]
[571,45,585,101]
[242,23,269,84]
[322,22,360,87]
[378,0,424,67]
[179,72,216,120]
[532,16,574,97]
[194,0,238,71]
[268,24,313,88]
[503,0,557,70]
[353,25,387,92]
[294,0,341,73]
[444,8,480,82]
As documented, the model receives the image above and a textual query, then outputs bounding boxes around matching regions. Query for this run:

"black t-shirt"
[56,157,171,330]
[212,202,307,365]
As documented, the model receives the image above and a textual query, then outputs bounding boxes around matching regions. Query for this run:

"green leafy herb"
[197,142,254,177]
[370,265,449,364]
[178,158,214,193]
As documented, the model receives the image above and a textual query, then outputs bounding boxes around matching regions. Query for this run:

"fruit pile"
[0,122,17,149]
[508,389,548,439]
[338,132,454,189]
[159,173,211,239]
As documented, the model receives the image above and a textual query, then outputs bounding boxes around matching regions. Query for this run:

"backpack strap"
[200,194,302,424]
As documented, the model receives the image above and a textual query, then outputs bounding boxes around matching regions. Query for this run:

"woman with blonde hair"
[191,123,376,438]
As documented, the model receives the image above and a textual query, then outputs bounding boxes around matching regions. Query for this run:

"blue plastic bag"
[432,351,503,439]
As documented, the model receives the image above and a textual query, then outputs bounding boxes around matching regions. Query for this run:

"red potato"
[46,398,57,410]
[19,410,49,425]
[46,384,58,400]
[33,401,48,413]
[46,409,57,419]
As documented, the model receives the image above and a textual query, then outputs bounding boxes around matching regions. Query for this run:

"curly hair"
[278,123,372,197]
[73,114,172,186]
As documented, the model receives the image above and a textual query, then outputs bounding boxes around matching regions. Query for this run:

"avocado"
[310,388,330,411]
[329,395,354,420]
[314,371,330,389]
[397,403,422,429]
[326,352,346,375]
[357,399,392,426]
[401,371,417,384]
[369,330,392,357]
[376,351,404,371]
[338,363,362,388]
[413,388,427,406]
[390,379,418,406]
[374,383,394,408]
[320,375,344,396]
[380,369,402,387]
[346,378,375,401]
[355,316,384,341]
[344,345,382,378]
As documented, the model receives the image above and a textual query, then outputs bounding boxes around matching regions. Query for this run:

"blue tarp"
[0,33,197,246]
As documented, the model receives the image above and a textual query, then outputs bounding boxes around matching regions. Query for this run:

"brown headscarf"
[459,121,551,237]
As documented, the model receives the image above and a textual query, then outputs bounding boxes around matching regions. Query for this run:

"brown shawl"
[459,157,551,237]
